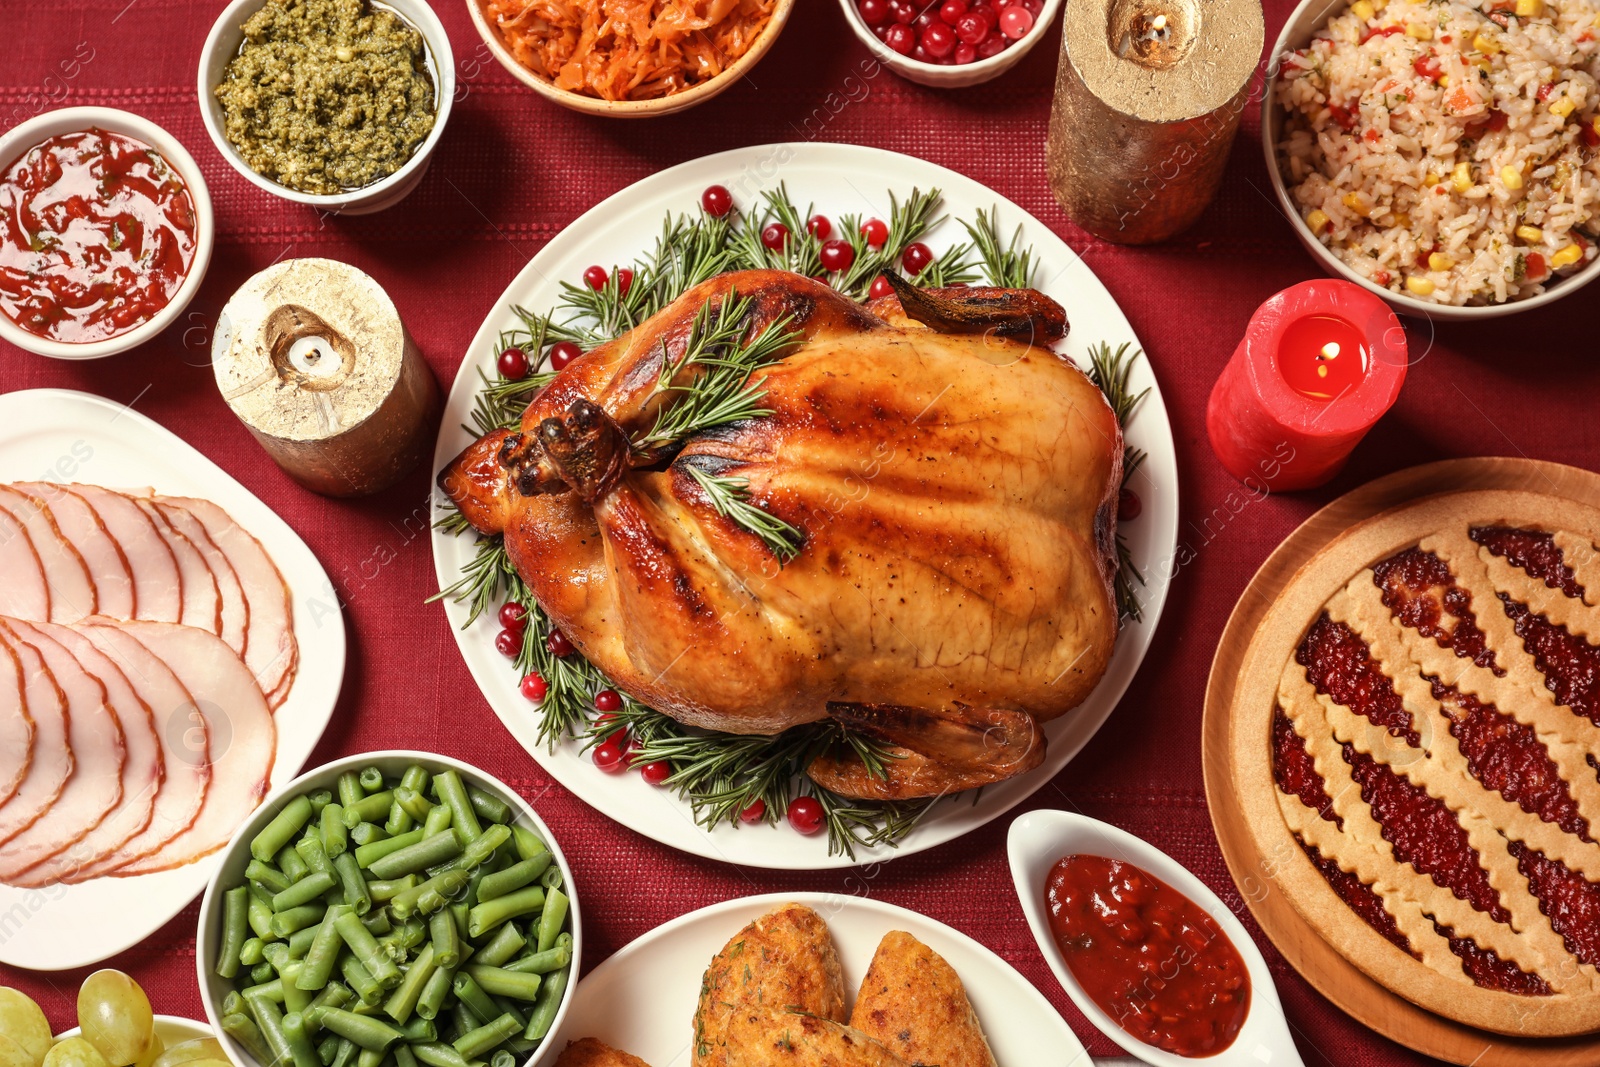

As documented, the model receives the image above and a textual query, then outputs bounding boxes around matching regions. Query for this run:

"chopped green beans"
[476,856,551,903]
[453,1013,521,1059]
[367,830,463,880]
[218,764,572,1066]
[253,796,314,862]
[467,887,544,939]
[354,829,424,870]
[217,886,250,979]
[273,871,337,912]
[308,790,334,814]
[333,852,372,915]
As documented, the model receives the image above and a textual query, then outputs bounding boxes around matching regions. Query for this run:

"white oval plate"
[57,1015,214,1045]
[551,891,1089,1065]
[431,142,1179,869]
[0,388,345,970]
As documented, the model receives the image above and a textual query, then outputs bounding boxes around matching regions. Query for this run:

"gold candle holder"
[1047,0,1264,244]
[212,258,440,497]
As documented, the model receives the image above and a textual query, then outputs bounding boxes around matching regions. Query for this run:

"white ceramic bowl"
[1262,0,1600,321]
[57,1015,214,1046]
[197,0,454,215]
[0,107,214,360]
[195,751,581,1067]
[1008,810,1306,1067]
[838,0,1063,88]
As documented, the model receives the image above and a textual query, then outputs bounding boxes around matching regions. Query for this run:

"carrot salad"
[485,0,778,102]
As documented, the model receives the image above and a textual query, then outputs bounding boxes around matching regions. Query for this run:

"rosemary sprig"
[1086,341,1152,623]
[728,184,825,278]
[834,188,944,299]
[467,364,553,437]
[632,292,801,453]
[963,206,1037,288]
[684,465,803,563]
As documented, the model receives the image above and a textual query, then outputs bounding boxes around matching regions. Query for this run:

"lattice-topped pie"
[1235,489,1600,1037]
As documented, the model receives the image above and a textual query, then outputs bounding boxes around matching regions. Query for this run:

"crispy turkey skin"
[440,270,1122,797]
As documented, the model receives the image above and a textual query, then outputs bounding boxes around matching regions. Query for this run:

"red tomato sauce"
[0,127,197,343]
[1046,854,1250,1057]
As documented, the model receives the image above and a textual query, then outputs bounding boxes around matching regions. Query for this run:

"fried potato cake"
[848,930,998,1067]
[722,1010,910,1067]
[693,903,848,1067]
[553,1038,654,1067]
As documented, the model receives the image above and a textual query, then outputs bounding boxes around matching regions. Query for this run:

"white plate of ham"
[0,388,344,970]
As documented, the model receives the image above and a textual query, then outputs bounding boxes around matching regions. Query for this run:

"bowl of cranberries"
[844,0,1060,87]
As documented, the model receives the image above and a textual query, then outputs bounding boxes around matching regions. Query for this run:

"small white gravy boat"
[1008,810,1307,1066]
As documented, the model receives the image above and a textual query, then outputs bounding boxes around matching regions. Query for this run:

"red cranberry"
[498,602,528,630]
[787,796,825,835]
[869,275,894,300]
[820,239,856,273]
[884,22,915,54]
[806,215,832,240]
[739,798,767,824]
[582,265,608,291]
[701,184,732,217]
[761,222,790,251]
[977,33,1009,57]
[592,739,625,774]
[595,712,626,746]
[616,267,633,297]
[999,4,1033,38]
[519,672,548,702]
[496,347,528,380]
[888,0,917,23]
[859,0,890,23]
[594,688,622,712]
[494,629,520,658]
[921,20,957,57]
[548,341,581,370]
[902,242,934,275]
[954,41,977,63]
[860,218,889,248]
[624,735,644,762]
[546,629,574,657]
[640,760,672,786]
[1118,487,1142,522]
[940,0,968,22]
[955,10,991,43]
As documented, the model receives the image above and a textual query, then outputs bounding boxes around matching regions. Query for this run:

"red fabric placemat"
[3,2,1597,1064]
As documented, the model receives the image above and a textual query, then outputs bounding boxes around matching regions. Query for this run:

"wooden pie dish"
[1204,457,1600,1064]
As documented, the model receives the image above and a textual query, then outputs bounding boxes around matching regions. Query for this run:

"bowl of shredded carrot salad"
[471,0,794,116]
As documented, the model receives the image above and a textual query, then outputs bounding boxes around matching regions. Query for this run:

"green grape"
[146,1043,224,1067]
[131,1037,162,1067]
[75,971,154,1067]
[41,1040,110,1067]
[0,1035,38,1067]
[0,989,52,1067]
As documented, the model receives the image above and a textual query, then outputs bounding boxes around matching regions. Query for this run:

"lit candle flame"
[1152,13,1168,31]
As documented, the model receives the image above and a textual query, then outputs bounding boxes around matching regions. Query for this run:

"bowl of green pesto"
[198,0,453,214]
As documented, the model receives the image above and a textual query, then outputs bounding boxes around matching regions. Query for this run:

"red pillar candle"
[1206,280,1407,492]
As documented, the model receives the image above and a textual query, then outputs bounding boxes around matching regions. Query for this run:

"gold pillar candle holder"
[1047,0,1264,245]
[212,258,440,497]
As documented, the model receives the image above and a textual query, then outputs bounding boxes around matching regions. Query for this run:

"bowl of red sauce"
[0,106,213,359]
[1009,810,1304,1065]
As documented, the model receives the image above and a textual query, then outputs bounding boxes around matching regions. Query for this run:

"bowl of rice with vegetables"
[1267,0,1600,316]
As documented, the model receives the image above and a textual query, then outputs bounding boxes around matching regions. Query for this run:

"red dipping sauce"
[1046,855,1250,1057]
[0,127,197,343]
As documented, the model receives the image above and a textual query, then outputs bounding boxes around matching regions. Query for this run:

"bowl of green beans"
[195,752,580,1067]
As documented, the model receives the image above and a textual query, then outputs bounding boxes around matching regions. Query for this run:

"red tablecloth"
[4,2,1599,1064]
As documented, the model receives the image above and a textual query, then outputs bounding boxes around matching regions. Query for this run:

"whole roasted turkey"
[441,269,1123,799]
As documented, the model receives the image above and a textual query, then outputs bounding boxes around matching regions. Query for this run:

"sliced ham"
[158,501,248,655]
[60,487,182,623]
[0,631,72,851]
[0,621,125,883]
[0,486,95,621]
[9,623,164,887]
[0,640,32,808]
[65,623,210,881]
[134,498,221,635]
[89,619,274,876]
[154,496,295,706]
[12,483,136,619]
[0,507,49,621]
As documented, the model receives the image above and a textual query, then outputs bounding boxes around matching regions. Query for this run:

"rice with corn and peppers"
[1276,0,1600,305]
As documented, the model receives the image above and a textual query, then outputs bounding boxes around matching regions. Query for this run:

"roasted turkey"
[440,269,1123,798]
